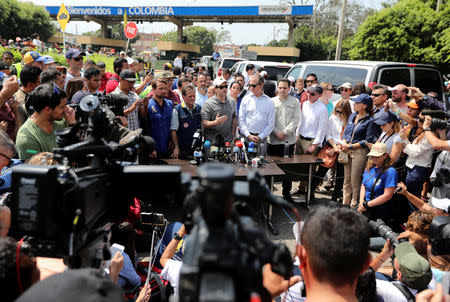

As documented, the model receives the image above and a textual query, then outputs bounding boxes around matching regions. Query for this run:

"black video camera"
[9,95,182,268]
[179,163,294,302]
[369,219,408,248]
[429,216,450,256]
[421,109,450,130]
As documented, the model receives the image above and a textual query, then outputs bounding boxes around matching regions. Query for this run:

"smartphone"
[141,212,165,225]
[105,243,125,271]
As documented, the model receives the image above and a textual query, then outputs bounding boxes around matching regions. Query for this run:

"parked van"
[285,60,446,102]
[230,61,293,81]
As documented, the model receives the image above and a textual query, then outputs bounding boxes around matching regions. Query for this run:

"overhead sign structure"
[124,22,137,39]
[57,3,70,31]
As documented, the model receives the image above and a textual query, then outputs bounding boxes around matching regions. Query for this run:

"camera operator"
[0,237,40,302]
[374,239,435,302]
[16,84,76,161]
[429,148,450,199]
[423,115,450,151]
[292,205,372,302]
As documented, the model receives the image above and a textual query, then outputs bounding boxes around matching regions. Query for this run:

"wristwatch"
[423,127,432,132]
[173,233,183,241]
[363,201,370,209]
[349,144,353,150]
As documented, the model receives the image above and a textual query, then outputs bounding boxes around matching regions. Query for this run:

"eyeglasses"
[216,85,228,89]
[249,84,259,88]
[335,110,343,114]
[327,88,334,91]
[73,57,82,61]
[0,152,13,167]
[340,88,351,92]
[306,80,315,83]
[371,93,385,97]
[308,92,317,96]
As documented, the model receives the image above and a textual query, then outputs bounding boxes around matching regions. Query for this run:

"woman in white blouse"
[399,114,434,211]
[310,99,352,201]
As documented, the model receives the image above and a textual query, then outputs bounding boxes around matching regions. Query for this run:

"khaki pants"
[343,148,369,207]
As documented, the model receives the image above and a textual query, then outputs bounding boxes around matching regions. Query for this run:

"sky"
[25,0,384,45]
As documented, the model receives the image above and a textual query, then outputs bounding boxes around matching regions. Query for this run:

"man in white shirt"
[239,75,275,149]
[173,54,183,69]
[291,84,328,196]
[243,64,256,87]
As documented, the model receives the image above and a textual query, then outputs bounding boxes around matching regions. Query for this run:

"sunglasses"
[418,117,425,122]
[371,93,385,97]
[73,56,82,61]
[327,88,334,91]
[308,92,317,96]
[306,80,315,83]
[336,110,343,114]
[340,88,351,92]
[249,84,259,88]
[216,85,227,89]
[0,152,13,167]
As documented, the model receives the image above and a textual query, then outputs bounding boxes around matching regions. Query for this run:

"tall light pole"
[335,0,347,60]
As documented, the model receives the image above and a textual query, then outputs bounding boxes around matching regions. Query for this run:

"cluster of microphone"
[190,130,266,166]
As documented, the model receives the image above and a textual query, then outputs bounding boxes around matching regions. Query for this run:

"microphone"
[203,140,211,159]
[240,137,249,164]
[224,142,231,156]
[194,148,203,166]
[232,146,240,162]
[211,146,219,159]
[248,147,254,159]
[191,129,202,150]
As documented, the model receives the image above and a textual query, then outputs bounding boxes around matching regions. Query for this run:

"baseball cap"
[41,55,55,65]
[186,67,195,74]
[126,57,135,65]
[23,51,44,65]
[287,76,295,82]
[352,93,373,107]
[430,197,450,213]
[158,70,175,80]
[367,142,388,157]
[65,48,85,60]
[16,268,124,302]
[119,51,126,56]
[213,76,228,87]
[394,242,432,290]
[307,84,323,95]
[339,82,352,89]
[407,99,420,109]
[374,111,398,125]
[0,62,9,71]
[119,69,137,81]
[260,71,268,78]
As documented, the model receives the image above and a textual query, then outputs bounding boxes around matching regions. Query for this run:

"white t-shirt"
[160,259,182,295]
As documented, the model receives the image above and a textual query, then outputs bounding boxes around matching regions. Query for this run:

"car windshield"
[264,66,291,81]
[223,59,242,69]
[303,65,368,87]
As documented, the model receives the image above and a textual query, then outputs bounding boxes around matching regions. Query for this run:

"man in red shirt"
[97,61,114,93]
[105,57,128,94]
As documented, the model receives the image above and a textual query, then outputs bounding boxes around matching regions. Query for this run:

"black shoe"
[291,187,306,196]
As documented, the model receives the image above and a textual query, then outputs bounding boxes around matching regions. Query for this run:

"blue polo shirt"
[147,98,173,153]
[362,167,397,201]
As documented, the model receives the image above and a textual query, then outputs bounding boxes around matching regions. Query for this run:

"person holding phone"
[110,222,140,289]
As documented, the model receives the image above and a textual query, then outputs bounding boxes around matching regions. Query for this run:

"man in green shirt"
[16,84,75,161]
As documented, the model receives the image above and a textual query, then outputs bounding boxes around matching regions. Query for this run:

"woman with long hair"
[372,111,403,162]
[399,113,434,211]
[340,94,377,208]
[66,77,87,104]
[357,142,398,227]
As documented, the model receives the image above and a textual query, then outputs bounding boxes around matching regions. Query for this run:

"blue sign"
[45,5,313,16]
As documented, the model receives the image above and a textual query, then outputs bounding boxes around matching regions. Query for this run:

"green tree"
[82,24,140,43]
[160,26,216,55]
[349,0,449,66]
[0,0,55,41]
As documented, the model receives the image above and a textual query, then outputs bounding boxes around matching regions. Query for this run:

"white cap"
[213,76,228,87]
[339,82,352,89]
[260,71,268,77]
[126,57,135,65]
[288,76,295,82]
[120,51,126,55]
[431,197,450,212]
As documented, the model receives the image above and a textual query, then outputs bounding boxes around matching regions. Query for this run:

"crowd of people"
[0,43,449,302]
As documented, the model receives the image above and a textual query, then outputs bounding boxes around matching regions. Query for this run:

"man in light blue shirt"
[195,73,208,106]
[238,75,275,143]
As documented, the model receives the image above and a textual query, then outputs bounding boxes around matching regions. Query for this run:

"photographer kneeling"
[358,142,399,230]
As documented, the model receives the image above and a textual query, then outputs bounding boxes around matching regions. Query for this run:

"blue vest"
[175,102,202,154]
[147,98,173,152]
